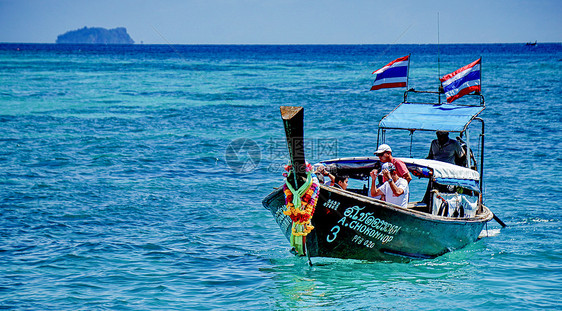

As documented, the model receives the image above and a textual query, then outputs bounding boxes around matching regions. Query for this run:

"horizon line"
[1,41,560,45]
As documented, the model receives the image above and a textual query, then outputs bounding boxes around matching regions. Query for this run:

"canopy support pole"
[474,117,485,193]
[409,130,414,157]
[465,130,471,169]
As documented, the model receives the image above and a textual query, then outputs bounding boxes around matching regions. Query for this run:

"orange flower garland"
[283,182,319,235]
[282,163,320,255]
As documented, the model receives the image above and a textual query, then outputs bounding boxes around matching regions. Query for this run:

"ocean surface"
[0,43,561,310]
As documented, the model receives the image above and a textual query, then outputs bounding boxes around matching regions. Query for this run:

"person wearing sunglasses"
[369,162,409,208]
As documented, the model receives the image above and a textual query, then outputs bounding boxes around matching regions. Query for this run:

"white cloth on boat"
[431,192,478,218]
[397,158,479,181]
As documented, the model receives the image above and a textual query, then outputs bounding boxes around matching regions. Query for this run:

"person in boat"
[426,131,465,165]
[315,164,337,186]
[369,162,409,208]
[374,144,412,183]
[333,175,348,190]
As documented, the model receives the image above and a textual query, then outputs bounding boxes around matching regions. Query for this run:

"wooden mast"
[280,106,307,189]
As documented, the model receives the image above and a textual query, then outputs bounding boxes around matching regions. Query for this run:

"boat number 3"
[327,225,340,243]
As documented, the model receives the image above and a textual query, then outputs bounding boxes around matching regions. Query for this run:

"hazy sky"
[1,0,560,44]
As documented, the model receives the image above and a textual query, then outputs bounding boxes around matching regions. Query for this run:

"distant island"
[56,27,134,44]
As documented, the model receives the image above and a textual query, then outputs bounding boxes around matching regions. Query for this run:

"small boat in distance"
[262,89,505,262]
[525,41,537,46]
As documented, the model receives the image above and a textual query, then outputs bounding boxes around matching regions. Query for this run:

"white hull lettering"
[323,199,341,211]
[343,206,401,235]
[336,206,402,246]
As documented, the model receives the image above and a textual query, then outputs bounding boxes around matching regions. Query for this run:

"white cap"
[374,144,392,155]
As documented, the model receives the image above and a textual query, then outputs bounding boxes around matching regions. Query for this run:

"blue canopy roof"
[378,103,484,132]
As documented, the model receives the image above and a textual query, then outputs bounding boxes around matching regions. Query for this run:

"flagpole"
[407,53,411,90]
[437,12,442,104]
[479,56,483,96]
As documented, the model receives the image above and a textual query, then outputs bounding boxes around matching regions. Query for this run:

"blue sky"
[0,0,560,44]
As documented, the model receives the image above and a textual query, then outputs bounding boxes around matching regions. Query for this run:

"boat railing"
[403,89,485,107]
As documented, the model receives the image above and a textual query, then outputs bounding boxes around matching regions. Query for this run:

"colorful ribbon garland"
[282,163,320,256]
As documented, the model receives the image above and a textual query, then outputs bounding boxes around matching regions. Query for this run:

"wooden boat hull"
[263,184,493,261]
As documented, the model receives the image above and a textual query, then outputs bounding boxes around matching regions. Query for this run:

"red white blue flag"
[440,58,481,103]
[371,55,410,91]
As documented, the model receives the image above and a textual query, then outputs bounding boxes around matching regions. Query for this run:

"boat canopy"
[398,158,480,191]
[378,103,484,132]
[398,158,479,181]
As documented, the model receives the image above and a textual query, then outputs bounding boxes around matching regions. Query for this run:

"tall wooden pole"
[280,106,307,188]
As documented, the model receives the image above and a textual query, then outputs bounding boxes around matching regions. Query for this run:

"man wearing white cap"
[373,144,412,183]
[369,162,409,208]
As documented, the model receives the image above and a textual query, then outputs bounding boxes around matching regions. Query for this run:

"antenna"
[437,12,442,104]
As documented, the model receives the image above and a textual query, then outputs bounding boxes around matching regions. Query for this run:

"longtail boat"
[262,90,504,262]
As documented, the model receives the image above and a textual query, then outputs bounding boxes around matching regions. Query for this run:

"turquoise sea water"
[1,43,561,310]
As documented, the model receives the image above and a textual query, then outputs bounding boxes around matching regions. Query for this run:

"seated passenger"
[427,131,465,165]
[370,163,409,208]
[333,175,348,190]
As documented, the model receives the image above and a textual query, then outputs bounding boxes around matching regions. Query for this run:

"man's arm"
[371,185,383,198]
[387,179,405,197]
[370,170,381,197]
[327,172,336,184]
[455,140,466,157]
[403,171,412,184]
[388,179,404,197]
[382,170,405,197]
[454,140,467,166]
[426,140,436,159]
[394,160,413,183]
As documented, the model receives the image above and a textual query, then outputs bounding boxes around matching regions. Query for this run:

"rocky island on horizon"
[56,27,134,44]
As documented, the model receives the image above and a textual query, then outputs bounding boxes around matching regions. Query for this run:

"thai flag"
[440,58,481,103]
[371,55,409,91]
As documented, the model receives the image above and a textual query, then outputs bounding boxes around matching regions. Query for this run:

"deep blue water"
[1,43,561,310]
